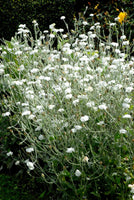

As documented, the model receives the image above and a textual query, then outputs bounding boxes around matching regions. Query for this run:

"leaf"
[39,191,46,199]
[90,191,101,198]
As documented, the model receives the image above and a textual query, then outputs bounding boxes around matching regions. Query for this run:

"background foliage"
[0,0,134,42]
[0,0,75,42]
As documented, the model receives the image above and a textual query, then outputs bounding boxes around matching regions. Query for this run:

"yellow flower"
[94,4,99,10]
[118,12,127,24]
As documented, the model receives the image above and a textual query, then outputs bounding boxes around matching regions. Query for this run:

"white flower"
[33,62,38,66]
[58,108,64,112]
[49,23,56,29]
[83,156,89,163]
[89,33,96,38]
[85,86,93,92]
[79,34,88,39]
[15,161,20,165]
[35,126,42,131]
[30,68,39,73]
[58,28,64,32]
[124,98,131,103]
[19,24,26,28]
[36,106,43,111]
[15,50,22,55]
[12,80,24,86]
[113,84,123,91]
[98,104,107,110]
[110,23,116,26]
[22,110,31,116]
[73,99,79,106]
[66,147,75,153]
[2,112,10,117]
[122,114,131,119]
[48,105,55,110]
[2,51,7,55]
[38,134,44,140]
[114,17,119,21]
[74,125,82,130]
[108,65,117,70]
[0,64,5,69]
[71,128,77,133]
[19,65,25,71]
[93,106,98,111]
[115,49,120,54]
[7,151,13,156]
[128,184,134,193]
[122,40,129,46]
[0,69,4,75]
[120,35,126,40]
[43,30,49,34]
[32,20,37,24]
[65,88,71,94]
[86,101,95,108]
[119,53,125,58]
[94,22,100,26]
[63,122,69,128]
[129,69,134,75]
[60,16,65,20]
[97,121,105,126]
[80,115,89,122]
[26,147,34,153]
[90,14,94,17]
[65,94,72,99]
[22,102,29,107]
[30,49,38,54]
[97,81,107,88]
[75,169,81,177]
[122,103,130,109]
[106,45,110,50]
[26,161,35,170]
[111,42,118,47]
[49,34,55,38]
[71,125,82,133]
[44,77,50,81]
[28,114,36,120]
[119,129,127,134]
[125,87,133,93]
[83,21,89,25]
[62,34,67,38]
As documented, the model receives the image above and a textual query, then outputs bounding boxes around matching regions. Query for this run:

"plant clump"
[0,13,134,200]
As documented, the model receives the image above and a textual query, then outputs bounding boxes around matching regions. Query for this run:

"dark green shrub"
[0,173,47,200]
[0,0,36,41]
[35,0,76,30]
[0,0,76,42]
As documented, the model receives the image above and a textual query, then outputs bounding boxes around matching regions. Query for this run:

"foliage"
[0,0,75,42]
[0,14,134,200]
[0,173,47,200]
[0,0,35,41]
[81,0,134,42]
[0,0,134,44]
